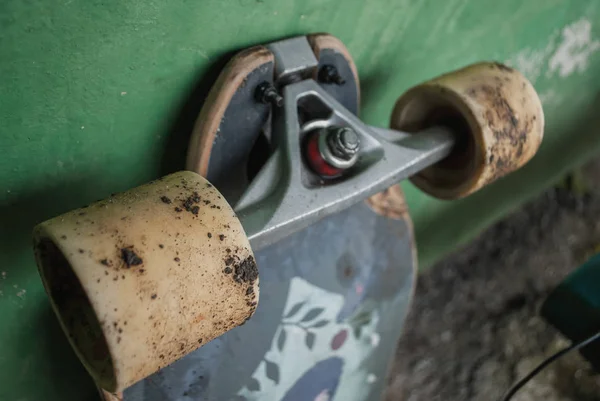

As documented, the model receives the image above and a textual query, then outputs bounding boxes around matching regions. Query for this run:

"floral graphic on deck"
[237,277,381,401]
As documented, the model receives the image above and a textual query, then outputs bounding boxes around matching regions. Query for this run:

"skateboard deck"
[125,188,416,400]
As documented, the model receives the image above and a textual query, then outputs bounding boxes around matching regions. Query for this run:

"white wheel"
[391,62,544,199]
[33,171,258,392]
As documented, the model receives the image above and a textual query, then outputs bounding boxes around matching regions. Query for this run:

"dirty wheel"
[33,171,258,393]
[391,62,544,199]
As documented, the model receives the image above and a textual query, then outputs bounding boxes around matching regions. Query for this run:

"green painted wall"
[1,0,599,399]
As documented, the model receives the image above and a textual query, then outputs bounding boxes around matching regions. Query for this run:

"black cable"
[500,330,600,401]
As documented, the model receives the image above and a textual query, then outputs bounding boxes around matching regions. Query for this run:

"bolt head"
[255,81,283,107]
[338,128,359,151]
[319,65,346,85]
[328,127,360,159]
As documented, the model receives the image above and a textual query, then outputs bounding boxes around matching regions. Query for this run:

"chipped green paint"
[1,0,600,399]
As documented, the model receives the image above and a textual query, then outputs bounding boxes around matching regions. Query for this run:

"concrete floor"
[385,160,600,401]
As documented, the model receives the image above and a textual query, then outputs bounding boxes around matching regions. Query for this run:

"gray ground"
[384,160,600,401]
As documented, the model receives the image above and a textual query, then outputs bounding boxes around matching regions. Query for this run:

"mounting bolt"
[255,81,283,107]
[318,65,346,85]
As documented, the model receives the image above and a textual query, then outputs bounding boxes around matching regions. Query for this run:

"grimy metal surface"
[2,1,600,400]
[238,78,454,251]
